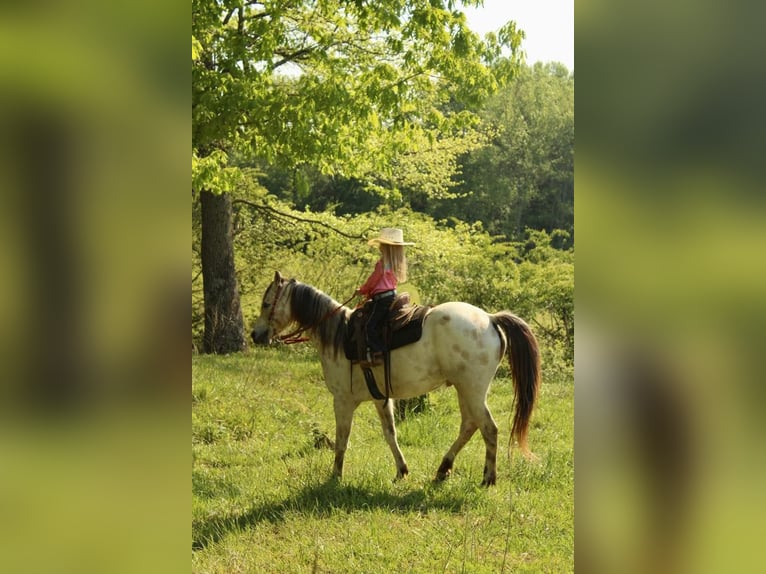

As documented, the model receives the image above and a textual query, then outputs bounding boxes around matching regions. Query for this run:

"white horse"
[251,272,541,486]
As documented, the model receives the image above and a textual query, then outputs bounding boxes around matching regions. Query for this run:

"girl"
[355,228,414,362]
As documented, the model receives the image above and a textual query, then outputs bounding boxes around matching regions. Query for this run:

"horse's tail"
[491,312,541,454]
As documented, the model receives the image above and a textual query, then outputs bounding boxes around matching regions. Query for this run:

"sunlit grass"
[192,346,573,573]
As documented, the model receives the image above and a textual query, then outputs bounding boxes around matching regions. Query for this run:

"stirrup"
[364,349,384,365]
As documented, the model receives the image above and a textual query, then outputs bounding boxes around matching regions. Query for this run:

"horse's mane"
[290,282,349,356]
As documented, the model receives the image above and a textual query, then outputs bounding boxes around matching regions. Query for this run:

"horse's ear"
[274,271,282,283]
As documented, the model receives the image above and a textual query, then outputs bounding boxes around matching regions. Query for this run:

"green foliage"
[191,36,202,61]
[192,0,523,193]
[512,230,575,364]
[192,149,241,195]
[433,62,575,241]
[249,62,573,243]
[192,350,573,572]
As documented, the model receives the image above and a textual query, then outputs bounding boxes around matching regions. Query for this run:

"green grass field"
[192,346,573,573]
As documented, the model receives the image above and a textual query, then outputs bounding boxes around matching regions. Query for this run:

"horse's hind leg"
[332,396,358,479]
[476,405,499,486]
[374,400,409,479]
[435,393,478,481]
[439,388,498,486]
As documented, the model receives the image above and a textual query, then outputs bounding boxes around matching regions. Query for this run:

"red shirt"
[358,259,397,296]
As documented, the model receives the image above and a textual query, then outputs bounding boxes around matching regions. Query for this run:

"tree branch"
[272,46,316,68]
[232,199,368,239]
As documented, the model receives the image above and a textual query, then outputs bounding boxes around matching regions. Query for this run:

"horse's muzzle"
[251,328,270,346]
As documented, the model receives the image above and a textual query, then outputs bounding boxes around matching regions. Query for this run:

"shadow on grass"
[192,477,473,550]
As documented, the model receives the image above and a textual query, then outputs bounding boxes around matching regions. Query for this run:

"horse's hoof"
[435,458,453,482]
[480,475,497,487]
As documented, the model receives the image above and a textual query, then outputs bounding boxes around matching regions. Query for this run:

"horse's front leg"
[332,396,358,479]
[374,400,409,480]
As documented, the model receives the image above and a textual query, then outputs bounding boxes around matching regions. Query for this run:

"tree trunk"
[200,190,246,354]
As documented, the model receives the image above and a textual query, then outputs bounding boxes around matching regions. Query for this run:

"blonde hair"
[380,244,408,283]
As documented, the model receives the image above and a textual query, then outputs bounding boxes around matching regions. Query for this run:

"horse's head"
[251,271,295,345]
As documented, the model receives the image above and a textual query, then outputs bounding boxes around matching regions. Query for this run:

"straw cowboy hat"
[367,227,415,246]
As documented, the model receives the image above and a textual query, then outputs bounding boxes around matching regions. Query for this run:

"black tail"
[491,312,541,453]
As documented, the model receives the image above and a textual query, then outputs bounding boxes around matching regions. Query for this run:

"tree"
[432,62,574,242]
[192,0,523,352]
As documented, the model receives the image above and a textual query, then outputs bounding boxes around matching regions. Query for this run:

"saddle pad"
[343,303,429,362]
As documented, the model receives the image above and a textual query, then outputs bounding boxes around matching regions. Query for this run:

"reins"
[275,289,358,345]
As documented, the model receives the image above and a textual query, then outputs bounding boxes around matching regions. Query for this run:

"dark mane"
[290,282,349,355]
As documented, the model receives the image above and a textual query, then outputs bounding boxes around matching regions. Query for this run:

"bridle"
[266,279,357,345]
[267,279,307,344]
[266,279,287,327]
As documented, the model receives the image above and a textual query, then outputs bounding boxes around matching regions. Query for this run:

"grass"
[192,345,573,573]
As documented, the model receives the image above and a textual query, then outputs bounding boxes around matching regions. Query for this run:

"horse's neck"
[296,284,349,353]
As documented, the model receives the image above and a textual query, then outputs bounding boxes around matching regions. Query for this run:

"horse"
[251,271,541,486]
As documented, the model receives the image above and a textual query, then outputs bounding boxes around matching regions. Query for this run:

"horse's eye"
[262,302,271,309]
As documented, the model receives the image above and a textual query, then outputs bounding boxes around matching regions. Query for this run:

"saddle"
[343,293,431,402]
[344,293,430,362]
